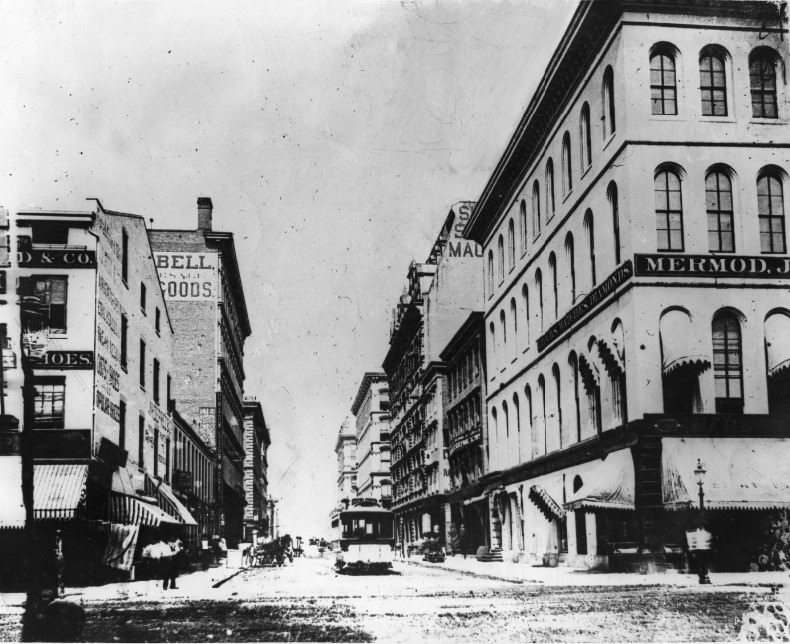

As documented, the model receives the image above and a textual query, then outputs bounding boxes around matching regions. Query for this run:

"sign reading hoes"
[155,252,218,301]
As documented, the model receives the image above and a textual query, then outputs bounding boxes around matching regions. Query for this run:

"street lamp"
[693,458,711,584]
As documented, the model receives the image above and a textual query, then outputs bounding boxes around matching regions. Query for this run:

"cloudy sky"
[1,0,576,538]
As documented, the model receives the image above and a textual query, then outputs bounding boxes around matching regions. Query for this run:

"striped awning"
[144,475,198,526]
[34,463,88,520]
[109,493,180,527]
[663,437,790,511]
[565,450,635,511]
[529,484,565,520]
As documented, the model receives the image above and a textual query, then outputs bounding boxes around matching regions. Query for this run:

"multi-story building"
[350,373,392,508]
[330,417,357,536]
[148,197,252,546]
[465,0,790,570]
[0,200,196,583]
[172,409,217,547]
[242,396,271,541]
[385,202,483,552]
[439,312,489,556]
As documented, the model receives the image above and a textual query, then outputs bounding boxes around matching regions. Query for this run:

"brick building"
[350,373,392,508]
[148,198,252,547]
[464,0,790,571]
[243,396,271,541]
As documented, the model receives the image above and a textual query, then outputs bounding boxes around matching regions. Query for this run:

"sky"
[1,0,576,539]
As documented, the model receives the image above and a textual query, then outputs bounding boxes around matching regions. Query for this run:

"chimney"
[197,197,213,231]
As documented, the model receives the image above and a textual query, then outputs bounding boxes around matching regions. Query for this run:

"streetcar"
[335,499,395,573]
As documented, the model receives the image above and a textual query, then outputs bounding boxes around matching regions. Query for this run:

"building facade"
[243,397,271,541]
[148,197,252,546]
[465,0,790,570]
[439,312,490,556]
[385,202,483,553]
[330,417,357,536]
[350,373,392,508]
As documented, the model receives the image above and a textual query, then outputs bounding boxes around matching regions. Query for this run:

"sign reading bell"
[154,252,218,301]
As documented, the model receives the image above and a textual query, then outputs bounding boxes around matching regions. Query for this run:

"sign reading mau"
[154,252,218,301]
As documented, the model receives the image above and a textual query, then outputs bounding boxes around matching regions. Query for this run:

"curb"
[401,558,527,585]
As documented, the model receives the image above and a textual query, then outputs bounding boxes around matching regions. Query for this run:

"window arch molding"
[649,42,681,116]
[699,44,731,117]
[545,159,556,221]
[561,132,573,196]
[607,181,621,265]
[519,199,528,253]
[749,46,784,119]
[532,180,542,239]
[758,165,788,254]
[579,102,592,172]
[654,162,687,252]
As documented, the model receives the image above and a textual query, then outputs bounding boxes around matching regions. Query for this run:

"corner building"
[465,0,790,571]
[148,198,251,546]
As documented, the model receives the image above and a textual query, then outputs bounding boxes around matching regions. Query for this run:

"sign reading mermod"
[154,252,218,301]
[635,254,790,278]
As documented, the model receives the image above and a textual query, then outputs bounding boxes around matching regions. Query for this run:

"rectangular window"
[119,399,127,450]
[165,438,171,484]
[120,314,128,370]
[139,340,146,389]
[121,229,129,285]
[154,427,159,477]
[153,358,160,404]
[21,277,68,334]
[155,308,161,335]
[138,415,145,467]
[140,283,146,314]
[33,378,65,429]
[166,374,172,411]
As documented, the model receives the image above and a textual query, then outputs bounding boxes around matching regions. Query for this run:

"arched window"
[545,159,556,220]
[765,312,790,413]
[758,170,786,254]
[535,269,544,333]
[561,132,572,195]
[512,393,521,462]
[565,233,576,304]
[700,46,728,116]
[497,235,504,282]
[655,167,684,251]
[537,374,547,455]
[487,250,494,293]
[489,321,496,372]
[712,312,743,414]
[608,182,621,265]
[500,309,507,353]
[519,200,527,253]
[510,297,518,352]
[502,400,509,438]
[579,103,592,171]
[650,45,677,115]
[568,352,581,443]
[548,252,558,319]
[750,48,779,119]
[507,218,516,270]
[583,210,597,286]
[602,66,616,137]
[552,363,563,450]
[521,284,530,348]
[532,181,541,239]
[524,385,533,461]
[706,169,735,252]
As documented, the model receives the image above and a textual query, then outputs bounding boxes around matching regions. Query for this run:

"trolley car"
[335,499,395,573]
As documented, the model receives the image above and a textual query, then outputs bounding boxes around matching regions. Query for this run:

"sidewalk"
[401,554,789,590]
[0,563,246,611]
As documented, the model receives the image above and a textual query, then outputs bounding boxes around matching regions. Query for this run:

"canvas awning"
[565,450,635,511]
[765,314,790,377]
[662,437,790,511]
[111,465,137,496]
[34,463,88,520]
[528,484,565,520]
[109,493,180,527]
[660,310,711,375]
[0,456,25,528]
[155,480,198,526]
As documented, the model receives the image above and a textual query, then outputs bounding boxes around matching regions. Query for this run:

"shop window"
[20,277,68,334]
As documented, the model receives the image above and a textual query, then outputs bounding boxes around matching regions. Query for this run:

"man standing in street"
[164,535,183,590]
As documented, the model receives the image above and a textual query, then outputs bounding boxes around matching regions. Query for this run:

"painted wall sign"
[537,260,633,351]
[18,249,96,268]
[448,202,483,258]
[154,252,218,301]
[635,254,790,278]
[30,350,94,369]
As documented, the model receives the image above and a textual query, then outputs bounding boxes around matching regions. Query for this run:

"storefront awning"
[660,310,712,375]
[662,437,790,511]
[109,493,181,527]
[111,465,137,496]
[34,463,88,520]
[528,484,565,520]
[0,456,25,528]
[155,481,198,526]
[565,450,635,511]
[766,314,790,377]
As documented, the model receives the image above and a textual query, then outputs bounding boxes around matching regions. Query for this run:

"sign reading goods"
[154,252,217,301]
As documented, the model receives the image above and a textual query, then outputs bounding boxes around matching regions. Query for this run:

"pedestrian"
[164,535,183,589]
[212,534,221,564]
[200,534,211,570]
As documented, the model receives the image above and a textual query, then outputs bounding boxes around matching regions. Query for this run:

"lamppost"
[694,458,711,584]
